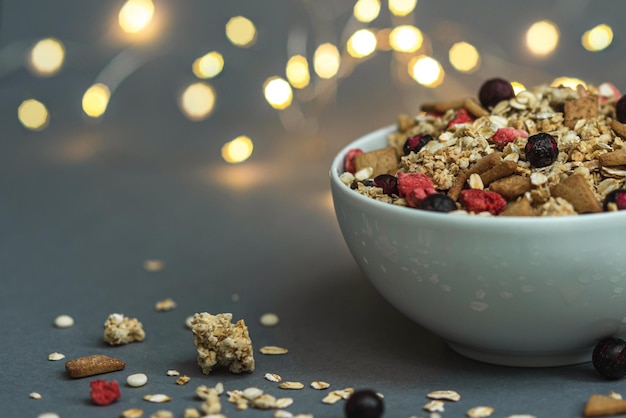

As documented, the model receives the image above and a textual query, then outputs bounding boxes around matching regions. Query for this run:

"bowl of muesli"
[330,78,626,367]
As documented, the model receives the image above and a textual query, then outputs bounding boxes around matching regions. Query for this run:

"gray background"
[2,1,626,417]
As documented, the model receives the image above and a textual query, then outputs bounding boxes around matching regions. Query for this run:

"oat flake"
[467,406,495,418]
[310,381,330,390]
[424,400,445,412]
[121,408,144,418]
[260,313,280,326]
[427,390,461,402]
[143,394,172,403]
[29,392,42,400]
[48,352,65,361]
[279,381,304,390]
[259,345,288,355]
[264,372,282,382]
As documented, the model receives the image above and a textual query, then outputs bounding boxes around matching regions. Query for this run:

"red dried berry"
[593,337,626,380]
[616,95,626,124]
[603,189,626,211]
[491,127,529,149]
[397,172,437,207]
[479,78,515,109]
[373,174,399,196]
[90,379,121,406]
[447,108,474,128]
[344,148,364,173]
[403,134,434,155]
[459,189,507,215]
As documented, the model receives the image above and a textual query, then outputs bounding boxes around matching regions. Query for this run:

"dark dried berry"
[418,193,457,213]
[616,95,626,123]
[373,174,399,196]
[478,78,515,109]
[345,389,384,418]
[603,189,626,211]
[524,133,559,168]
[593,337,626,380]
[403,134,433,155]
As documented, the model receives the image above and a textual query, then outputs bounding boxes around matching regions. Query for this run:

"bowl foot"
[447,341,592,367]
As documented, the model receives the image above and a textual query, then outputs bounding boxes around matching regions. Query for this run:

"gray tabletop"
[3,1,626,417]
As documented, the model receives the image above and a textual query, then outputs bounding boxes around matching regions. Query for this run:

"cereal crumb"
[279,381,304,390]
[275,397,294,408]
[37,414,60,418]
[155,298,177,312]
[264,372,282,382]
[143,394,172,403]
[65,354,125,378]
[176,375,191,385]
[166,369,180,376]
[121,408,144,418]
[48,352,65,361]
[144,259,165,272]
[185,316,194,329]
[274,411,294,418]
[29,392,42,400]
[467,406,495,418]
[260,313,280,327]
[231,293,240,302]
[103,313,145,345]
[150,411,173,418]
[259,345,289,355]
[183,408,200,418]
[190,312,255,374]
[54,314,74,328]
[427,390,461,402]
[423,400,445,413]
[310,381,330,390]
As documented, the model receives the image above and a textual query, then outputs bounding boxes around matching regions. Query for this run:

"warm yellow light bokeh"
[388,0,417,16]
[30,38,65,76]
[409,55,444,87]
[353,0,381,23]
[526,20,559,56]
[82,83,111,118]
[389,25,423,53]
[448,41,480,73]
[18,99,49,130]
[551,76,587,90]
[582,24,613,52]
[222,135,254,163]
[263,76,293,110]
[313,43,340,79]
[511,81,526,95]
[118,0,155,34]
[286,55,310,89]
[347,29,377,58]
[192,51,224,79]
[180,82,216,121]
[225,16,257,47]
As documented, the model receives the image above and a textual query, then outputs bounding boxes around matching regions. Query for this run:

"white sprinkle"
[260,313,280,327]
[48,352,65,361]
[30,392,42,400]
[54,314,74,328]
[127,373,148,387]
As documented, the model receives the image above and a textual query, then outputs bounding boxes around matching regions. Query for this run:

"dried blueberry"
[403,134,433,155]
[478,78,515,109]
[616,95,626,123]
[524,132,559,168]
[345,389,384,418]
[603,189,626,211]
[592,337,626,380]
[418,193,457,213]
[373,174,399,196]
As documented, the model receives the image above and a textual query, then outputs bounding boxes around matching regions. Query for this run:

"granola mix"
[340,79,626,216]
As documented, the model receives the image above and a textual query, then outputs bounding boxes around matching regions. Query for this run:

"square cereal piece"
[354,146,398,177]
[564,95,598,129]
[550,173,601,214]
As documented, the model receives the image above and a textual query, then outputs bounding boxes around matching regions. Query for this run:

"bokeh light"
[29,38,65,76]
[314,43,341,79]
[448,41,480,72]
[222,135,254,164]
[526,20,559,56]
[551,76,587,90]
[192,51,224,79]
[285,55,310,89]
[179,82,216,121]
[347,29,377,58]
[409,55,444,87]
[389,25,423,53]
[18,99,49,131]
[225,16,257,48]
[582,24,613,52]
[511,81,526,95]
[388,0,417,16]
[118,0,155,34]
[82,83,111,118]
[353,0,381,23]
[263,76,293,110]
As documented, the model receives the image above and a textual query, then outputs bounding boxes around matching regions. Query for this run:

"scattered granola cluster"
[103,313,146,345]
[340,78,626,216]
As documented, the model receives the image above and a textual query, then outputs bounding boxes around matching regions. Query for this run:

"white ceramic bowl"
[330,125,626,367]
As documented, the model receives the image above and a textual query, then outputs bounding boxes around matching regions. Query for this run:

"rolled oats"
[467,406,495,418]
[260,312,280,326]
[53,314,74,328]
[423,400,445,412]
[121,408,144,418]
[427,390,461,402]
[310,381,330,390]
[155,298,177,312]
[29,392,42,400]
[150,411,173,418]
[176,375,190,385]
[279,381,305,390]
[143,394,172,403]
[166,369,180,376]
[259,345,289,355]
[48,352,65,361]
[274,411,294,418]
[275,397,294,408]
[265,372,282,382]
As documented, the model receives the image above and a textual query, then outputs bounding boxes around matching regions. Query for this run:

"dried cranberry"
[593,337,626,380]
[403,134,433,155]
[491,127,529,149]
[524,133,559,168]
[447,108,474,128]
[345,389,384,418]
[373,174,399,196]
[459,189,507,215]
[603,189,626,211]
[418,193,457,213]
[616,95,626,123]
[479,78,515,109]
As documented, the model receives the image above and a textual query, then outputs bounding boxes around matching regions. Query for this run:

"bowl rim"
[330,124,626,225]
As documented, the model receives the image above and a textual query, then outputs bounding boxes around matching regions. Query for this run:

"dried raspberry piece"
[447,108,474,128]
[344,148,364,173]
[598,82,621,104]
[90,379,121,406]
[397,172,436,207]
[459,189,506,215]
[491,127,528,149]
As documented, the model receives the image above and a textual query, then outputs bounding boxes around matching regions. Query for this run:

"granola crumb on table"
[103,313,146,345]
[341,79,626,216]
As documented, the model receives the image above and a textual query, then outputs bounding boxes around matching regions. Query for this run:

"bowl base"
[447,341,592,367]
